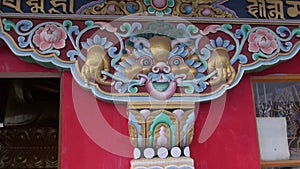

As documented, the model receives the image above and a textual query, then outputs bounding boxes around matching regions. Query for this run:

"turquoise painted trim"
[148,112,176,147]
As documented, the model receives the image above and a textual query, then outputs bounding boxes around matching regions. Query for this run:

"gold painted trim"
[127,102,195,109]
[1,13,300,25]
[252,75,300,82]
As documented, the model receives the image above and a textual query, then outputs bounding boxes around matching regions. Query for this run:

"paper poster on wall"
[256,117,290,161]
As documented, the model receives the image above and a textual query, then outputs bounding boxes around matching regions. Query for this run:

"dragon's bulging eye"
[143,59,150,66]
[139,56,153,66]
[173,59,180,65]
[170,56,184,66]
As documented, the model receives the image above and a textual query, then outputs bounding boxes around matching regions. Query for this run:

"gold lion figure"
[208,47,236,86]
[81,45,110,85]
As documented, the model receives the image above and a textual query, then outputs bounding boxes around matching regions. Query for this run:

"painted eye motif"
[143,59,150,66]
[173,59,180,65]
[139,56,153,66]
[170,56,184,66]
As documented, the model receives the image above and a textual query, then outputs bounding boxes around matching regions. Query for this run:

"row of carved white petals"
[134,146,190,159]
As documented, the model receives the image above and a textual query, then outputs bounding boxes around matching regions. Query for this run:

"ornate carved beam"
[1,15,300,168]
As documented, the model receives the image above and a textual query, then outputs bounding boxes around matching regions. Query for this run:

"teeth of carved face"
[156,76,168,82]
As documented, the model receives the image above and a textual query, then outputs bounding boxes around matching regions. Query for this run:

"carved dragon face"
[115,36,199,100]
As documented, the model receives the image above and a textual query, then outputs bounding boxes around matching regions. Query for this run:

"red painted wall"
[194,73,260,169]
[61,73,132,169]
[60,66,261,168]
[0,47,58,73]
[60,72,261,169]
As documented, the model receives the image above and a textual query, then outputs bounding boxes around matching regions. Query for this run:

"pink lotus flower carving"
[33,24,67,51]
[248,29,278,54]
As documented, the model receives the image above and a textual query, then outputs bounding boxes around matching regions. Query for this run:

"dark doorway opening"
[0,78,60,169]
